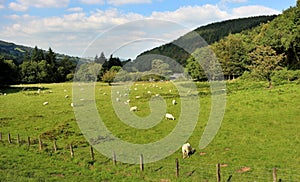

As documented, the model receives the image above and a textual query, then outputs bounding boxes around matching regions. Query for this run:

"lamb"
[172,99,176,105]
[130,106,138,112]
[182,143,193,158]
[165,113,175,120]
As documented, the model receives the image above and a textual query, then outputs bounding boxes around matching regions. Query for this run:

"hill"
[0,40,79,65]
[131,15,277,72]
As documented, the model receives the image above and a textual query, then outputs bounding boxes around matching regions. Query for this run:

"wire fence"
[0,131,299,181]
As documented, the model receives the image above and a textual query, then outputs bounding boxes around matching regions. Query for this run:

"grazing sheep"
[182,143,193,158]
[116,98,120,102]
[43,101,49,105]
[70,103,74,107]
[130,106,138,112]
[65,95,69,98]
[147,91,151,94]
[135,96,141,99]
[165,113,175,120]
[172,99,176,105]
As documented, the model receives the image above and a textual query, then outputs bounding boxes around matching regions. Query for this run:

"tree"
[151,59,172,78]
[185,56,205,81]
[95,52,107,64]
[211,34,249,79]
[249,46,285,88]
[0,57,18,85]
[102,70,117,85]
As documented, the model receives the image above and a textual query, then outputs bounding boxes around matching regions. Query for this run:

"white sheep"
[70,103,74,107]
[182,143,193,158]
[43,101,49,105]
[130,106,138,112]
[172,99,176,105]
[65,95,69,98]
[165,113,175,120]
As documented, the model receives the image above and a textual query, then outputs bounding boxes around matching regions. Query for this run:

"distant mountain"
[133,15,277,71]
[0,40,80,65]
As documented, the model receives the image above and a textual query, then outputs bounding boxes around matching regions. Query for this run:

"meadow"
[0,80,299,181]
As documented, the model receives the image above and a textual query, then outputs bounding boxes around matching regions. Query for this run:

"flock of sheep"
[39,83,195,159]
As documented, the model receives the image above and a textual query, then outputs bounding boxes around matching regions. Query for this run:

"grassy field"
[0,80,299,181]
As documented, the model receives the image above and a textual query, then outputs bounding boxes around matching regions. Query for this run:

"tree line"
[0,46,76,85]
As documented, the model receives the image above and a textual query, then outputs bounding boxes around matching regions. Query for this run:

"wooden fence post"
[27,136,30,147]
[53,140,57,152]
[140,154,144,171]
[70,144,74,158]
[90,145,94,161]
[273,167,277,182]
[17,134,20,145]
[216,163,221,182]
[8,133,11,143]
[38,137,43,151]
[176,158,179,178]
[113,151,117,166]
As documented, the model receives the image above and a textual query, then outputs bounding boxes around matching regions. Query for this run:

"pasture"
[0,80,299,181]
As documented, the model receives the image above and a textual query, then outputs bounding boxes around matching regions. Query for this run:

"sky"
[0,0,297,59]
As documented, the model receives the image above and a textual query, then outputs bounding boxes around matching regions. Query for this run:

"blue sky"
[0,0,297,59]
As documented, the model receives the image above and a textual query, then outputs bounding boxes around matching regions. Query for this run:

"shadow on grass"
[0,85,50,94]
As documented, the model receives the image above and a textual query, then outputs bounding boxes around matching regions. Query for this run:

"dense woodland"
[0,1,299,86]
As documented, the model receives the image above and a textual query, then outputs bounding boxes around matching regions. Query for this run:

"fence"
[0,131,298,181]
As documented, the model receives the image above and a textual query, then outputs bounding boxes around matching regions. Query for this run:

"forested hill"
[0,40,79,65]
[134,15,277,71]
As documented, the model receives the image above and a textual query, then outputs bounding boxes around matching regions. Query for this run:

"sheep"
[182,143,193,158]
[165,113,175,120]
[130,106,138,112]
[65,95,69,98]
[43,101,49,105]
[70,103,74,107]
[135,96,141,99]
[172,99,176,105]
[116,98,120,102]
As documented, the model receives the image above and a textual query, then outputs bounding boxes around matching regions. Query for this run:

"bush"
[271,69,300,85]
[239,71,262,81]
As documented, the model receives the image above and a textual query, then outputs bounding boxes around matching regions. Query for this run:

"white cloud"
[67,7,83,12]
[107,0,152,6]
[9,0,69,11]
[0,0,5,9]
[1,4,281,58]
[151,5,229,28]
[220,0,247,3]
[231,6,280,17]
[79,0,105,5]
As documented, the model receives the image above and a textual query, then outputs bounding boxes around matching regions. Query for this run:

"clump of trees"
[0,46,76,86]
[186,1,300,87]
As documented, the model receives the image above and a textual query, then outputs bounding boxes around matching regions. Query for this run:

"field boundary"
[1,131,297,181]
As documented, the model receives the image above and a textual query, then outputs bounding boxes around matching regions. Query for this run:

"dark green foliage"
[136,15,277,69]
[98,55,122,80]
[0,41,79,84]
[0,57,18,85]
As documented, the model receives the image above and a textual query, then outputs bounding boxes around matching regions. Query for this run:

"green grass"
[0,80,299,181]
